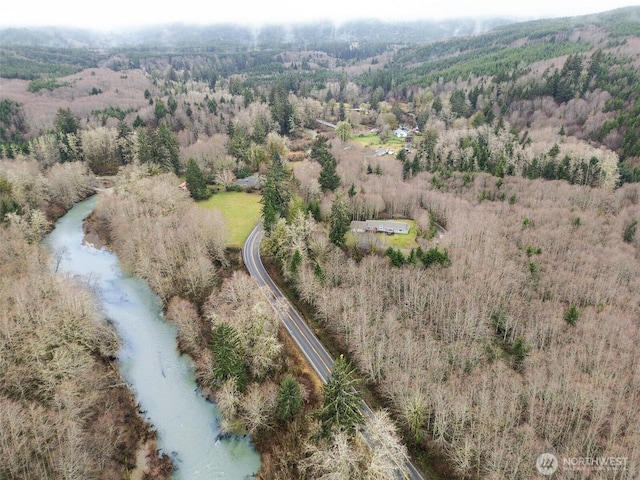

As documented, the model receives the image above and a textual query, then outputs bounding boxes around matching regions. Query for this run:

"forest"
[1,6,639,479]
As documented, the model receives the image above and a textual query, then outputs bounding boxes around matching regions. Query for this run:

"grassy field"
[352,133,406,148]
[198,191,262,247]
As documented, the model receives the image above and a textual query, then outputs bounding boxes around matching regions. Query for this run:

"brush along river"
[46,195,260,479]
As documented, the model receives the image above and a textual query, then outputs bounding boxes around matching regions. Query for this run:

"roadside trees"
[316,355,364,438]
[262,153,291,232]
[277,375,303,421]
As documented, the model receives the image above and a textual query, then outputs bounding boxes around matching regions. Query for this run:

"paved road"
[242,223,425,480]
[316,119,337,129]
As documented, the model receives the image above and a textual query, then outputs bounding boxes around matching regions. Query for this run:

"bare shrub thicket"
[288,156,640,478]
[45,162,94,209]
[206,271,283,380]
[180,134,236,179]
[1,159,94,219]
[302,411,410,479]
[0,220,138,480]
[93,170,227,307]
[166,297,205,354]
[163,272,285,436]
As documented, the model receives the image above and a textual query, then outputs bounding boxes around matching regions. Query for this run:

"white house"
[350,220,410,235]
[394,128,408,138]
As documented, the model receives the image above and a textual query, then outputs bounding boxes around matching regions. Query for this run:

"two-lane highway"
[243,223,425,480]
[243,224,335,383]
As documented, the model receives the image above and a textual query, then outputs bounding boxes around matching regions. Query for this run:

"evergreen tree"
[432,96,443,114]
[348,182,357,197]
[277,375,303,421]
[402,159,413,180]
[290,249,302,276]
[55,108,79,136]
[511,336,530,373]
[156,122,180,174]
[154,98,168,121]
[185,158,211,200]
[136,124,179,173]
[262,153,291,233]
[564,303,580,326]
[211,323,248,391]
[450,89,469,117]
[420,247,451,268]
[0,176,22,222]
[132,115,145,128]
[55,108,81,163]
[557,155,572,181]
[167,96,178,115]
[319,157,341,192]
[385,247,406,267]
[316,355,364,438]
[310,135,333,165]
[269,82,294,135]
[329,196,350,247]
[623,219,638,243]
[228,122,251,164]
[116,121,134,166]
[338,102,346,121]
[307,198,321,221]
[207,98,218,114]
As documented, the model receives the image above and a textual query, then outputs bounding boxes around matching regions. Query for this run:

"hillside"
[357,6,640,179]
[1,7,639,180]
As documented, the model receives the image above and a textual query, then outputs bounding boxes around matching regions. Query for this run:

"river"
[45,195,261,479]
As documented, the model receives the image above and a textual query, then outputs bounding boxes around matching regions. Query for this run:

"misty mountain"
[0,17,513,49]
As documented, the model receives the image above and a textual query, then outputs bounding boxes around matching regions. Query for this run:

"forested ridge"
[1,6,639,479]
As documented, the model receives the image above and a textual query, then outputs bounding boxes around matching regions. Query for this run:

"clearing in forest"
[198,191,262,247]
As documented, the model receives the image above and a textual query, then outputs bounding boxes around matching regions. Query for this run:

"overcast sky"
[2,0,638,30]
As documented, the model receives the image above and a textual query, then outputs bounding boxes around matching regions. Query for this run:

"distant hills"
[1,6,639,176]
[0,17,514,49]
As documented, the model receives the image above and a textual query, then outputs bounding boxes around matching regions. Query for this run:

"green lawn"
[377,220,419,250]
[352,133,406,149]
[352,133,384,146]
[198,191,262,247]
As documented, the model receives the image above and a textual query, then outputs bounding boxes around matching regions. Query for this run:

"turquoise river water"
[46,195,261,479]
